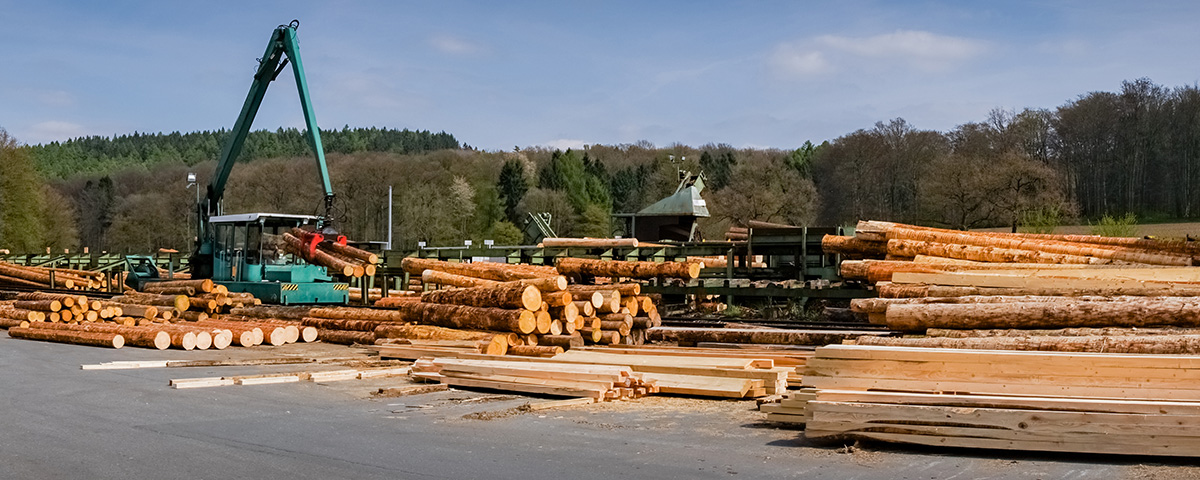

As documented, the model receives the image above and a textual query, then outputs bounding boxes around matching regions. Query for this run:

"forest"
[1,77,1199,254]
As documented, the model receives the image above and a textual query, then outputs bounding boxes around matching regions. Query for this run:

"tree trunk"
[13,300,61,312]
[888,225,1197,264]
[648,326,881,346]
[322,241,379,265]
[555,258,699,280]
[538,334,584,349]
[113,293,190,311]
[854,334,1200,354]
[821,235,887,257]
[25,322,170,349]
[573,301,596,317]
[301,317,386,332]
[401,257,555,282]
[541,237,640,248]
[925,326,1200,338]
[887,239,1116,265]
[420,283,541,310]
[9,327,123,348]
[507,345,563,357]
[885,299,1200,332]
[876,282,1200,298]
[281,233,357,277]
[317,329,376,345]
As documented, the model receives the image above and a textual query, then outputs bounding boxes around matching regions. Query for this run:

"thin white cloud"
[771,30,987,77]
[542,138,588,150]
[769,48,831,76]
[429,35,482,55]
[27,121,88,142]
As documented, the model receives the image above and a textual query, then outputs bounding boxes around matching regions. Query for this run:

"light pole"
[186,173,198,247]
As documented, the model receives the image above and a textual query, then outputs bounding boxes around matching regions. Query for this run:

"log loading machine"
[125,20,348,304]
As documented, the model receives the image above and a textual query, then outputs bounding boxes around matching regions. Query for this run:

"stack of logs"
[823,219,1200,355]
[2,287,313,351]
[279,227,378,278]
[0,260,105,290]
[288,256,692,356]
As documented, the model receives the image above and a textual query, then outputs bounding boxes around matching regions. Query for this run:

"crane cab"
[209,213,348,305]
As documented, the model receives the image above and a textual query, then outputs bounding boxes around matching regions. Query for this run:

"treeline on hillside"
[26,127,460,179]
[816,78,1200,227]
[5,77,1200,254]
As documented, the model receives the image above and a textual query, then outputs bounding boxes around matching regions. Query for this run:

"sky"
[3,1,1200,151]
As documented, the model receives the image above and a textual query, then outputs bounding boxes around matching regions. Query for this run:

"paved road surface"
[0,335,1195,479]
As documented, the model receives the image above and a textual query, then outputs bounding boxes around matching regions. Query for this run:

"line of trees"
[4,77,1200,254]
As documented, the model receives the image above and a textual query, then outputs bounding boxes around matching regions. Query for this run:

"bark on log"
[308,307,406,322]
[0,262,76,288]
[887,226,1194,266]
[886,239,1117,265]
[564,283,643,297]
[322,241,379,264]
[421,269,500,289]
[549,303,579,325]
[146,279,214,293]
[573,300,596,317]
[13,300,61,312]
[17,292,85,308]
[401,257,555,282]
[113,293,189,311]
[821,235,888,258]
[228,305,311,320]
[555,258,699,280]
[142,286,196,296]
[924,326,1200,338]
[175,310,209,322]
[282,233,357,277]
[384,303,537,334]
[373,296,421,308]
[577,328,603,343]
[317,329,376,345]
[876,282,1200,298]
[540,237,641,248]
[647,326,880,346]
[372,323,501,343]
[541,290,573,307]
[599,321,632,336]
[25,322,170,349]
[0,306,43,322]
[420,283,542,311]
[9,327,123,348]
[538,334,584,349]
[885,299,1200,332]
[839,260,870,280]
[850,295,1150,313]
[853,334,1200,354]
[507,345,564,357]
[301,317,386,332]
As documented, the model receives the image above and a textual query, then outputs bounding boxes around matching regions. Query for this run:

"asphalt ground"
[1,335,1198,479]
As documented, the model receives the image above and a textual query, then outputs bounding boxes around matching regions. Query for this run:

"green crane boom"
[193,19,336,280]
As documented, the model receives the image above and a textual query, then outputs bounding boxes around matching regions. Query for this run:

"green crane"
[152,20,349,304]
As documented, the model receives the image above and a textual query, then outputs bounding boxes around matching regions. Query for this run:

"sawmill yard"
[5,334,1197,480]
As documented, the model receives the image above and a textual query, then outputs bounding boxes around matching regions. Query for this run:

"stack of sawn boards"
[379,342,795,400]
[790,344,1200,457]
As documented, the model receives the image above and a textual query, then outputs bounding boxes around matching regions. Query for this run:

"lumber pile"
[792,344,1200,457]
[375,343,788,399]
[0,260,104,290]
[278,228,378,278]
[411,357,657,401]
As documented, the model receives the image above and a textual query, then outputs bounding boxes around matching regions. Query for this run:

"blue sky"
[3,1,1199,151]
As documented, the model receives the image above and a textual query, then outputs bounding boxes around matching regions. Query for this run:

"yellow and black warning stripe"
[282,284,299,291]
[333,284,349,290]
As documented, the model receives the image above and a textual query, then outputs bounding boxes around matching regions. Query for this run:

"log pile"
[0,260,105,290]
[403,257,673,351]
[278,228,379,278]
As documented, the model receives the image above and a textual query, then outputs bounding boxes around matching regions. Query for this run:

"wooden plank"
[552,350,771,369]
[235,375,301,385]
[806,430,1200,457]
[813,389,1200,415]
[813,344,1200,369]
[638,373,758,398]
[809,401,1200,434]
[522,397,597,411]
[804,357,1200,385]
[806,376,1200,401]
[413,372,603,398]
